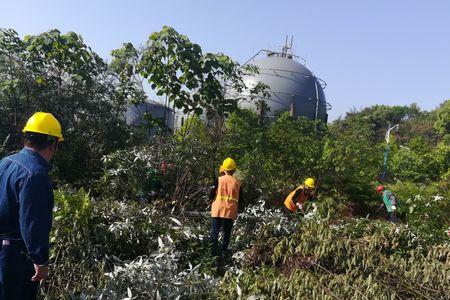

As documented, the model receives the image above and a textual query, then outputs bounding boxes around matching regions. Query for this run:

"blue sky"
[1,0,449,120]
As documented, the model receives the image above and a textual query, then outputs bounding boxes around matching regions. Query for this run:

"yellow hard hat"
[23,112,64,141]
[219,165,225,174]
[222,157,236,171]
[304,178,315,189]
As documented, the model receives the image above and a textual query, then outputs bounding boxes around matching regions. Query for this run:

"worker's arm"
[292,188,304,214]
[305,192,318,212]
[309,191,318,202]
[389,194,397,210]
[18,173,54,266]
[208,177,219,202]
[292,188,302,204]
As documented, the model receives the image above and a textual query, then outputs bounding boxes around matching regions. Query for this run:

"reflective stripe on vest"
[211,175,240,220]
[216,195,239,202]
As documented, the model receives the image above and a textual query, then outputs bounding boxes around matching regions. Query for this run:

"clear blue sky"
[1,0,449,120]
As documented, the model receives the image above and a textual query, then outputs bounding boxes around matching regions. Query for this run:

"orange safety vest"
[284,185,308,212]
[211,174,241,220]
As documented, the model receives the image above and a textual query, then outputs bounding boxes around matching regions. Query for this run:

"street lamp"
[381,123,399,179]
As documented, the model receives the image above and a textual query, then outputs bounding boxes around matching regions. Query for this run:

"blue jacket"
[0,148,54,265]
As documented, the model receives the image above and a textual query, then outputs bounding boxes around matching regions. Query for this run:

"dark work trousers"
[0,242,38,300]
[388,211,398,223]
[210,217,234,256]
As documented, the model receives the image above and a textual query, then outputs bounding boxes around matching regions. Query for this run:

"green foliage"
[398,110,440,145]
[137,26,267,117]
[44,189,223,299]
[221,110,268,202]
[110,42,147,106]
[99,103,446,209]
[45,189,170,298]
[53,188,92,226]
[220,110,327,205]
[100,145,165,201]
[219,219,449,299]
[175,114,209,142]
[0,28,135,185]
[265,114,325,187]
[345,104,421,141]
[390,139,449,182]
[101,117,224,210]
[388,182,450,243]
[320,117,382,202]
[342,103,447,184]
[2,26,448,299]
[44,187,449,299]
[434,100,450,136]
[45,189,103,298]
[433,142,450,178]
[391,149,435,182]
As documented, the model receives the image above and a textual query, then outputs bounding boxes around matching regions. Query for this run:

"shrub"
[219,219,449,299]
[99,144,166,202]
[388,181,450,244]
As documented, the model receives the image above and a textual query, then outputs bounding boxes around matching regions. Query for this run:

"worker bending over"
[284,178,317,214]
[376,185,398,222]
[210,158,242,257]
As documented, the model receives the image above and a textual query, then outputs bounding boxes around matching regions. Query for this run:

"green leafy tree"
[137,26,267,117]
[432,142,450,181]
[264,114,325,192]
[0,29,134,184]
[397,110,440,145]
[434,100,450,136]
[110,42,147,106]
[221,110,327,204]
[345,104,422,142]
[221,109,269,203]
[391,148,437,182]
[321,117,382,202]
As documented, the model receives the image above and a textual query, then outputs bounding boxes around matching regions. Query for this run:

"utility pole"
[382,123,399,179]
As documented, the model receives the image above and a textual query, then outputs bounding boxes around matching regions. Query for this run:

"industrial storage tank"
[239,47,331,122]
[126,101,174,135]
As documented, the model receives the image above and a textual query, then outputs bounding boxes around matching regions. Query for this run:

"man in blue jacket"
[0,112,63,299]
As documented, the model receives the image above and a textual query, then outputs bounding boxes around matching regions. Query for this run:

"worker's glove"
[391,205,397,211]
[296,203,305,215]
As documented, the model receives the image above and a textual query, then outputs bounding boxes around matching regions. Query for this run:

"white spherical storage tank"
[239,50,330,122]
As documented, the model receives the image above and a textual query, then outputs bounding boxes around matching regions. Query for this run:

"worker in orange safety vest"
[210,157,242,256]
[284,178,317,214]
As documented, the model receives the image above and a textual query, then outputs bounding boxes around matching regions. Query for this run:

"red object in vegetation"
[161,161,167,176]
